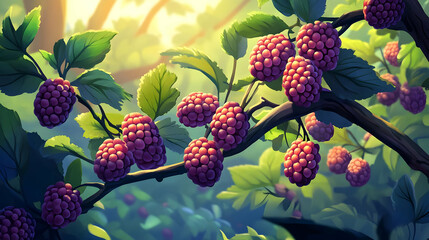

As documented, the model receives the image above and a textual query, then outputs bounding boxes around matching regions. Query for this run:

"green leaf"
[156,117,191,153]
[220,230,229,240]
[94,201,105,209]
[75,112,124,139]
[64,159,82,188]
[88,138,105,159]
[161,48,228,94]
[290,0,326,23]
[111,230,134,240]
[221,25,247,59]
[73,69,132,110]
[398,42,425,71]
[258,148,284,184]
[265,76,283,91]
[137,63,179,120]
[340,38,380,64]
[0,45,22,60]
[0,8,20,51]
[233,12,289,38]
[39,50,57,70]
[140,215,161,230]
[406,67,429,87]
[232,76,254,91]
[117,202,129,219]
[383,145,399,172]
[15,6,41,50]
[416,191,429,223]
[217,185,252,210]
[391,175,416,225]
[272,0,295,17]
[367,104,388,118]
[88,224,111,240]
[0,57,43,96]
[323,49,395,100]
[66,30,116,69]
[229,165,271,189]
[315,203,357,221]
[257,0,270,8]
[229,226,267,240]
[44,135,88,160]
[40,39,67,73]
[131,187,151,201]
[301,173,333,200]
[325,127,354,146]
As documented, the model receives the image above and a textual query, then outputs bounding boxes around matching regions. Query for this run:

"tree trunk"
[87,0,117,30]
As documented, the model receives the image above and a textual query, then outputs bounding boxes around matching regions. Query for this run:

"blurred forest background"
[1,0,429,239]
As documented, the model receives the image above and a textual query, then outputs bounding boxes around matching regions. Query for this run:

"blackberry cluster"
[41,182,82,229]
[0,207,36,240]
[399,82,426,114]
[346,158,371,186]
[376,73,401,106]
[363,0,405,29]
[183,137,224,187]
[210,102,250,151]
[249,34,296,82]
[177,92,219,127]
[282,56,323,107]
[94,138,135,182]
[123,194,136,206]
[384,41,400,67]
[327,146,352,174]
[284,139,321,187]
[304,112,334,142]
[122,113,167,169]
[296,21,341,71]
[33,78,76,128]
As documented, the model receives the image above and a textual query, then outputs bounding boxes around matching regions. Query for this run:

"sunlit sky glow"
[66,0,220,46]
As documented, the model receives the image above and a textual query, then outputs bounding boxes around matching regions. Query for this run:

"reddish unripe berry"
[384,42,400,67]
[327,146,352,174]
[377,73,401,106]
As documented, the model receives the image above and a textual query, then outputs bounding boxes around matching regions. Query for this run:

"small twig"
[332,10,364,29]
[246,97,279,118]
[204,124,212,138]
[296,117,309,141]
[347,129,363,149]
[240,79,256,109]
[225,58,238,103]
[76,95,115,139]
[379,48,391,74]
[319,17,339,21]
[98,105,122,135]
[244,82,262,109]
[25,52,47,81]
[73,182,105,190]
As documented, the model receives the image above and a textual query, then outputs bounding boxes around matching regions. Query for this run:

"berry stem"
[25,52,47,81]
[73,182,105,190]
[98,105,122,135]
[224,58,238,103]
[346,129,363,149]
[246,97,279,119]
[75,154,95,165]
[204,124,212,138]
[243,82,263,109]
[240,79,256,109]
[76,95,115,139]
[379,48,392,74]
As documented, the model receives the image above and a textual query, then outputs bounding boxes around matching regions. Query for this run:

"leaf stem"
[98,105,122,135]
[73,153,94,165]
[379,48,391,74]
[25,52,47,81]
[240,79,256,109]
[73,182,105,190]
[225,58,238,103]
[243,82,262,109]
[76,95,115,139]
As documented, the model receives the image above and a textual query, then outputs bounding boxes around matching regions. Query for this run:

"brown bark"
[135,0,170,36]
[87,0,117,30]
[23,0,67,52]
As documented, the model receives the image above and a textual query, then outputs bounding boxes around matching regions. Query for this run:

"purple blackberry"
[399,82,426,114]
[384,41,400,67]
[346,158,371,187]
[284,139,321,187]
[122,113,167,170]
[33,78,76,128]
[123,194,136,206]
[94,138,135,182]
[210,102,250,151]
[0,206,36,240]
[377,73,401,106]
[292,210,302,219]
[296,21,341,71]
[41,182,82,229]
[162,228,173,240]
[176,92,219,127]
[282,56,323,107]
[138,207,149,219]
[183,137,224,187]
[304,112,334,142]
[249,34,296,82]
[274,184,296,201]
[363,0,405,29]
[327,146,352,174]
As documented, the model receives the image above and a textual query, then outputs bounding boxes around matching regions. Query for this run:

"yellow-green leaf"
[88,224,111,240]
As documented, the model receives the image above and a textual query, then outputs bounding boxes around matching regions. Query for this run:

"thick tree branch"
[87,0,117,30]
[135,0,170,36]
[80,92,429,213]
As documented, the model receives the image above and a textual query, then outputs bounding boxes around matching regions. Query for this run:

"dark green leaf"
[15,6,41,50]
[156,117,192,153]
[137,63,180,120]
[315,110,352,128]
[66,30,116,69]
[323,49,395,100]
[416,191,429,223]
[44,135,88,160]
[64,159,82,188]
[391,175,416,225]
[265,76,282,91]
[221,25,247,59]
[73,69,132,110]
[0,45,22,60]
[290,0,326,23]
[0,8,20,51]
[0,57,43,96]
[161,48,228,94]
[41,39,67,72]
[272,0,295,17]
[233,12,289,38]
[88,138,105,159]
[39,50,57,70]
[423,78,429,90]
[232,76,254,91]
[406,67,429,87]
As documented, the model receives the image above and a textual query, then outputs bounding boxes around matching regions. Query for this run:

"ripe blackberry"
[304,112,334,142]
[183,137,224,187]
[41,182,82,229]
[138,207,149,219]
[122,113,167,170]
[363,0,405,29]
[296,21,341,71]
[284,139,321,187]
[249,34,296,82]
[377,73,401,106]
[177,92,219,127]
[327,146,352,174]
[94,138,135,182]
[210,102,249,151]
[33,78,76,128]
[282,56,323,107]
[399,82,426,114]
[384,41,400,67]
[0,206,36,240]
[123,194,136,206]
[346,158,371,187]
